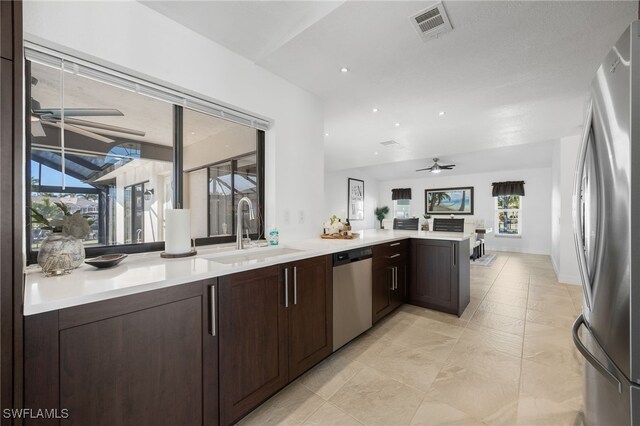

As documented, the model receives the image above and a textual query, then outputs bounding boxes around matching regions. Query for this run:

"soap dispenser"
[269,225,279,246]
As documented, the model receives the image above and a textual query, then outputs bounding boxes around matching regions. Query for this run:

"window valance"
[391,188,412,200]
[492,181,525,196]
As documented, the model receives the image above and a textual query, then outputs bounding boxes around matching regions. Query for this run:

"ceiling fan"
[416,158,455,174]
[30,77,146,143]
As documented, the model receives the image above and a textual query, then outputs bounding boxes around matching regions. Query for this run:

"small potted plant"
[31,201,93,269]
[422,214,431,231]
[374,206,389,229]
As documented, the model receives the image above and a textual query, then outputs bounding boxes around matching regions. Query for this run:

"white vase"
[37,232,85,269]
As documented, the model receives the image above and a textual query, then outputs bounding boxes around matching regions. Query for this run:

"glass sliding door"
[124,182,147,243]
[234,154,258,236]
[182,107,263,241]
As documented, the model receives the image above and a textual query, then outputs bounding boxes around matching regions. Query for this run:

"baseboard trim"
[490,247,550,256]
[551,256,560,278]
[558,274,582,286]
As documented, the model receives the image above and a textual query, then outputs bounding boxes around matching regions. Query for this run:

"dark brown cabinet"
[409,239,470,316]
[372,241,408,323]
[218,266,288,426]
[286,256,333,380]
[24,280,218,426]
[218,256,332,425]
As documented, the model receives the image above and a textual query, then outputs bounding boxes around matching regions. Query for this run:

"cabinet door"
[218,266,288,425]
[410,240,458,314]
[59,296,204,426]
[372,266,394,323]
[288,256,332,380]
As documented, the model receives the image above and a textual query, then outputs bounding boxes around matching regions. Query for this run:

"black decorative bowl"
[85,254,128,269]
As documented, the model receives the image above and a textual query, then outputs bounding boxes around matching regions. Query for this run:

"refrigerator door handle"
[572,100,594,310]
[573,314,623,394]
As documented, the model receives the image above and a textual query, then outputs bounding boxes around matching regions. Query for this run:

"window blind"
[25,43,271,131]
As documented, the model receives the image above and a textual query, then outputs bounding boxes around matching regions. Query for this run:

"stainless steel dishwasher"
[333,247,373,351]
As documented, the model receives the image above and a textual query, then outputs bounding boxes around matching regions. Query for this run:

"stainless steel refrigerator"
[572,21,640,426]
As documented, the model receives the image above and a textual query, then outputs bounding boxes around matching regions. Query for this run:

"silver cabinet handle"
[390,242,401,247]
[209,285,216,337]
[391,267,395,290]
[393,266,398,290]
[293,266,298,305]
[284,267,289,308]
[452,244,457,266]
[572,100,594,310]
[573,314,622,393]
[387,254,400,259]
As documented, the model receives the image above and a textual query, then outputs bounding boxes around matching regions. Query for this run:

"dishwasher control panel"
[333,247,373,266]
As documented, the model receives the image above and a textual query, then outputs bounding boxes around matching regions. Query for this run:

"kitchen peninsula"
[23,229,470,425]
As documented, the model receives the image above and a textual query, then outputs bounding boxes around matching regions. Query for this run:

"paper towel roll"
[165,209,191,254]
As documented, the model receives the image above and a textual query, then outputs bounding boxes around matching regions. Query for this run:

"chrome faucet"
[136,229,143,243]
[236,197,255,249]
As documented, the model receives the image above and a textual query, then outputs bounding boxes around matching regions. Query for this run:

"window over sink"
[25,46,267,263]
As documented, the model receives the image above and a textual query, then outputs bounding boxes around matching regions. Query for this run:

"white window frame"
[393,199,411,219]
[495,195,522,237]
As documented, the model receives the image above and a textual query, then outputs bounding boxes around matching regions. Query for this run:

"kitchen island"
[23,229,470,425]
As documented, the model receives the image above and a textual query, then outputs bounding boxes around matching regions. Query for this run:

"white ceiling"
[355,140,554,181]
[143,0,636,172]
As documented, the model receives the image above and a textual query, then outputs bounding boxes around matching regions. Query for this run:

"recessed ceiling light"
[372,108,379,113]
[340,67,350,73]
[439,111,446,116]
[374,151,379,155]
[324,132,329,137]
[395,122,400,127]
[190,131,196,135]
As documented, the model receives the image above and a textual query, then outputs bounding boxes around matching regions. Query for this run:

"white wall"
[551,135,581,284]
[324,169,378,231]
[377,168,552,255]
[24,0,325,242]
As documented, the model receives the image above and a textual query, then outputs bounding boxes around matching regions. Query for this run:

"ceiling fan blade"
[33,108,124,118]
[30,120,46,137]
[63,117,146,137]
[440,164,456,169]
[41,121,115,144]
[416,167,433,172]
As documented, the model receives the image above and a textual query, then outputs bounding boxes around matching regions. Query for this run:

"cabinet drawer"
[372,240,408,268]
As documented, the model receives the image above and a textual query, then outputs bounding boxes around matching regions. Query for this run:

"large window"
[496,195,522,235]
[28,60,174,251]
[182,108,263,242]
[26,48,266,262]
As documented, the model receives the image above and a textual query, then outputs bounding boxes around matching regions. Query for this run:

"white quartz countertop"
[24,229,469,316]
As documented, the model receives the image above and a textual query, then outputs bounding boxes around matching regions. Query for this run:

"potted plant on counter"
[31,201,93,270]
[422,214,431,231]
[374,206,389,229]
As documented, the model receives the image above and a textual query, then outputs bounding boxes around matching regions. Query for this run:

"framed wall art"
[425,186,474,215]
[347,178,365,221]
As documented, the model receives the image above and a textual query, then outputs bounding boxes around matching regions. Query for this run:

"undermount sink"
[204,247,303,265]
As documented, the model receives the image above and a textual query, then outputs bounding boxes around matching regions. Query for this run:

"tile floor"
[239,252,585,426]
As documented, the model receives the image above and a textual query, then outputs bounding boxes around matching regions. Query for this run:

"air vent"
[380,140,399,146]
[410,2,453,42]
